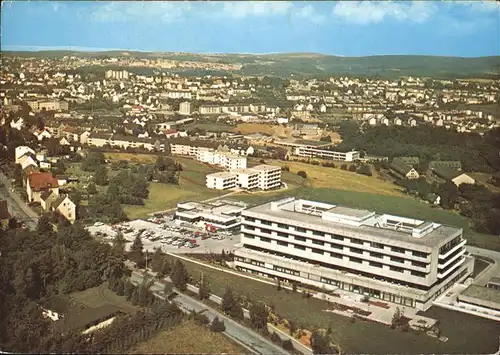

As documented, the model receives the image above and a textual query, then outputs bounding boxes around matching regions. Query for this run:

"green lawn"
[230,187,500,251]
[167,254,499,354]
[123,157,226,219]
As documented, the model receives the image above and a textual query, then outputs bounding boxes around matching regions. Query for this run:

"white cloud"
[295,5,327,25]
[448,0,499,13]
[91,2,193,23]
[219,1,293,18]
[332,1,437,24]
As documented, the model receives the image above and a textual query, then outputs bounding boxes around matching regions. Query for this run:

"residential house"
[26,172,59,203]
[432,167,475,187]
[15,146,35,164]
[390,161,420,180]
[18,153,39,170]
[0,200,10,230]
[33,128,52,141]
[51,195,76,223]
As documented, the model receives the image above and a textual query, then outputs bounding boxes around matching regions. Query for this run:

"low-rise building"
[206,164,281,191]
[26,172,59,204]
[295,147,360,162]
[432,168,475,187]
[174,200,246,230]
[206,172,239,190]
[390,161,420,180]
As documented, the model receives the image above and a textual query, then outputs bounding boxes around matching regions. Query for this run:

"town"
[1,1,500,355]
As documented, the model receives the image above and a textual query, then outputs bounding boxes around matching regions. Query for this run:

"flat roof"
[276,139,332,147]
[233,168,260,175]
[243,197,461,249]
[249,164,281,172]
[207,171,237,179]
[461,285,500,304]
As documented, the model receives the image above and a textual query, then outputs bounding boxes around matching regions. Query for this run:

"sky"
[1,1,499,57]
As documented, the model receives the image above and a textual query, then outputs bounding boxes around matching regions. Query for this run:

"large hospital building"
[234,197,473,311]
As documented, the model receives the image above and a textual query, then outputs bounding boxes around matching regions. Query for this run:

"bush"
[340,164,348,170]
[210,316,226,332]
[348,164,357,172]
[297,171,307,178]
[402,324,410,332]
[356,164,373,177]
[311,160,320,165]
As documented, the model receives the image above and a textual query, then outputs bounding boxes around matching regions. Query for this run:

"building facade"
[205,164,281,191]
[234,197,473,311]
[295,147,360,162]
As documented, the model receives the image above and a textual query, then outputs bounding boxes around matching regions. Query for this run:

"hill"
[3,50,499,79]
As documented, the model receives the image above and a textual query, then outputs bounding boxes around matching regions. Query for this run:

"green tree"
[150,248,164,273]
[297,170,307,179]
[94,165,109,186]
[124,280,135,300]
[115,278,125,296]
[129,234,145,267]
[311,330,335,355]
[106,182,120,199]
[37,214,53,235]
[198,277,211,300]
[87,182,97,195]
[112,231,127,255]
[170,260,188,291]
[158,258,171,278]
[210,316,226,332]
[155,156,166,171]
[221,287,244,320]
[249,301,269,330]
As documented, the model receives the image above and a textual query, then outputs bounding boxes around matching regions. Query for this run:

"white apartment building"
[174,201,246,230]
[105,70,129,80]
[295,147,360,162]
[206,164,281,191]
[197,150,247,170]
[234,197,473,311]
[206,172,239,190]
[179,101,191,115]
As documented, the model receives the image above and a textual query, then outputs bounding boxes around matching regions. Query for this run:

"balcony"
[437,257,465,279]
[439,239,466,259]
[438,249,466,269]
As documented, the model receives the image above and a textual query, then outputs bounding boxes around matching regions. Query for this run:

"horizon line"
[1,45,499,58]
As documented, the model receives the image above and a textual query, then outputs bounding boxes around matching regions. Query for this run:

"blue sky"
[1,1,499,57]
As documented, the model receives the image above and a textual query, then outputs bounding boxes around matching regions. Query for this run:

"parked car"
[94,222,104,226]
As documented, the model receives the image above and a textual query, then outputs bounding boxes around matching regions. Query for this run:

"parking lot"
[86,217,241,254]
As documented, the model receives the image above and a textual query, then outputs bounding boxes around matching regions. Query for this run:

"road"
[466,245,500,286]
[0,173,38,230]
[130,272,290,355]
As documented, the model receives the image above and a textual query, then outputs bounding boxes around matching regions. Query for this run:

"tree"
[356,164,373,177]
[124,280,135,301]
[94,165,108,186]
[170,260,188,291]
[129,234,145,267]
[292,282,298,292]
[112,232,127,255]
[297,171,307,179]
[150,248,164,273]
[115,278,125,296]
[221,287,244,320]
[311,330,335,355]
[276,278,282,291]
[348,164,357,172]
[391,307,402,328]
[198,277,211,300]
[106,183,120,200]
[37,214,53,235]
[87,182,97,195]
[155,156,166,171]
[249,301,269,330]
[210,316,226,332]
[158,258,171,278]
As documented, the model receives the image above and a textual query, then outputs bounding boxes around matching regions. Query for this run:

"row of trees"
[337,124,500,173]
[0,216,130,352]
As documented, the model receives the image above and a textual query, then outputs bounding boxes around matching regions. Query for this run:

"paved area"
[312,289,437,329]
[0,174,38,230]
[467,246,500,287]
[87,218,241,254]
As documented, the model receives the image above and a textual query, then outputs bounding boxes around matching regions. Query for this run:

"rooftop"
[244,197,460,248]
[28,172,59,191]
[207,171,237,179]
[249,164,281,172]
[276,139,332,147]
[461,284,500,304]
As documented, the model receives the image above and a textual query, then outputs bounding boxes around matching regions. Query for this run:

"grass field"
[103,153,227,219]
[130,320,248,354]
[69,283,138,313]
[166,254,499,354]
[255,159,405,197]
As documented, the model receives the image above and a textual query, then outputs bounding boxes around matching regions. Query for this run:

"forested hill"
[3,50,499,79]
[336,123,500,173]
